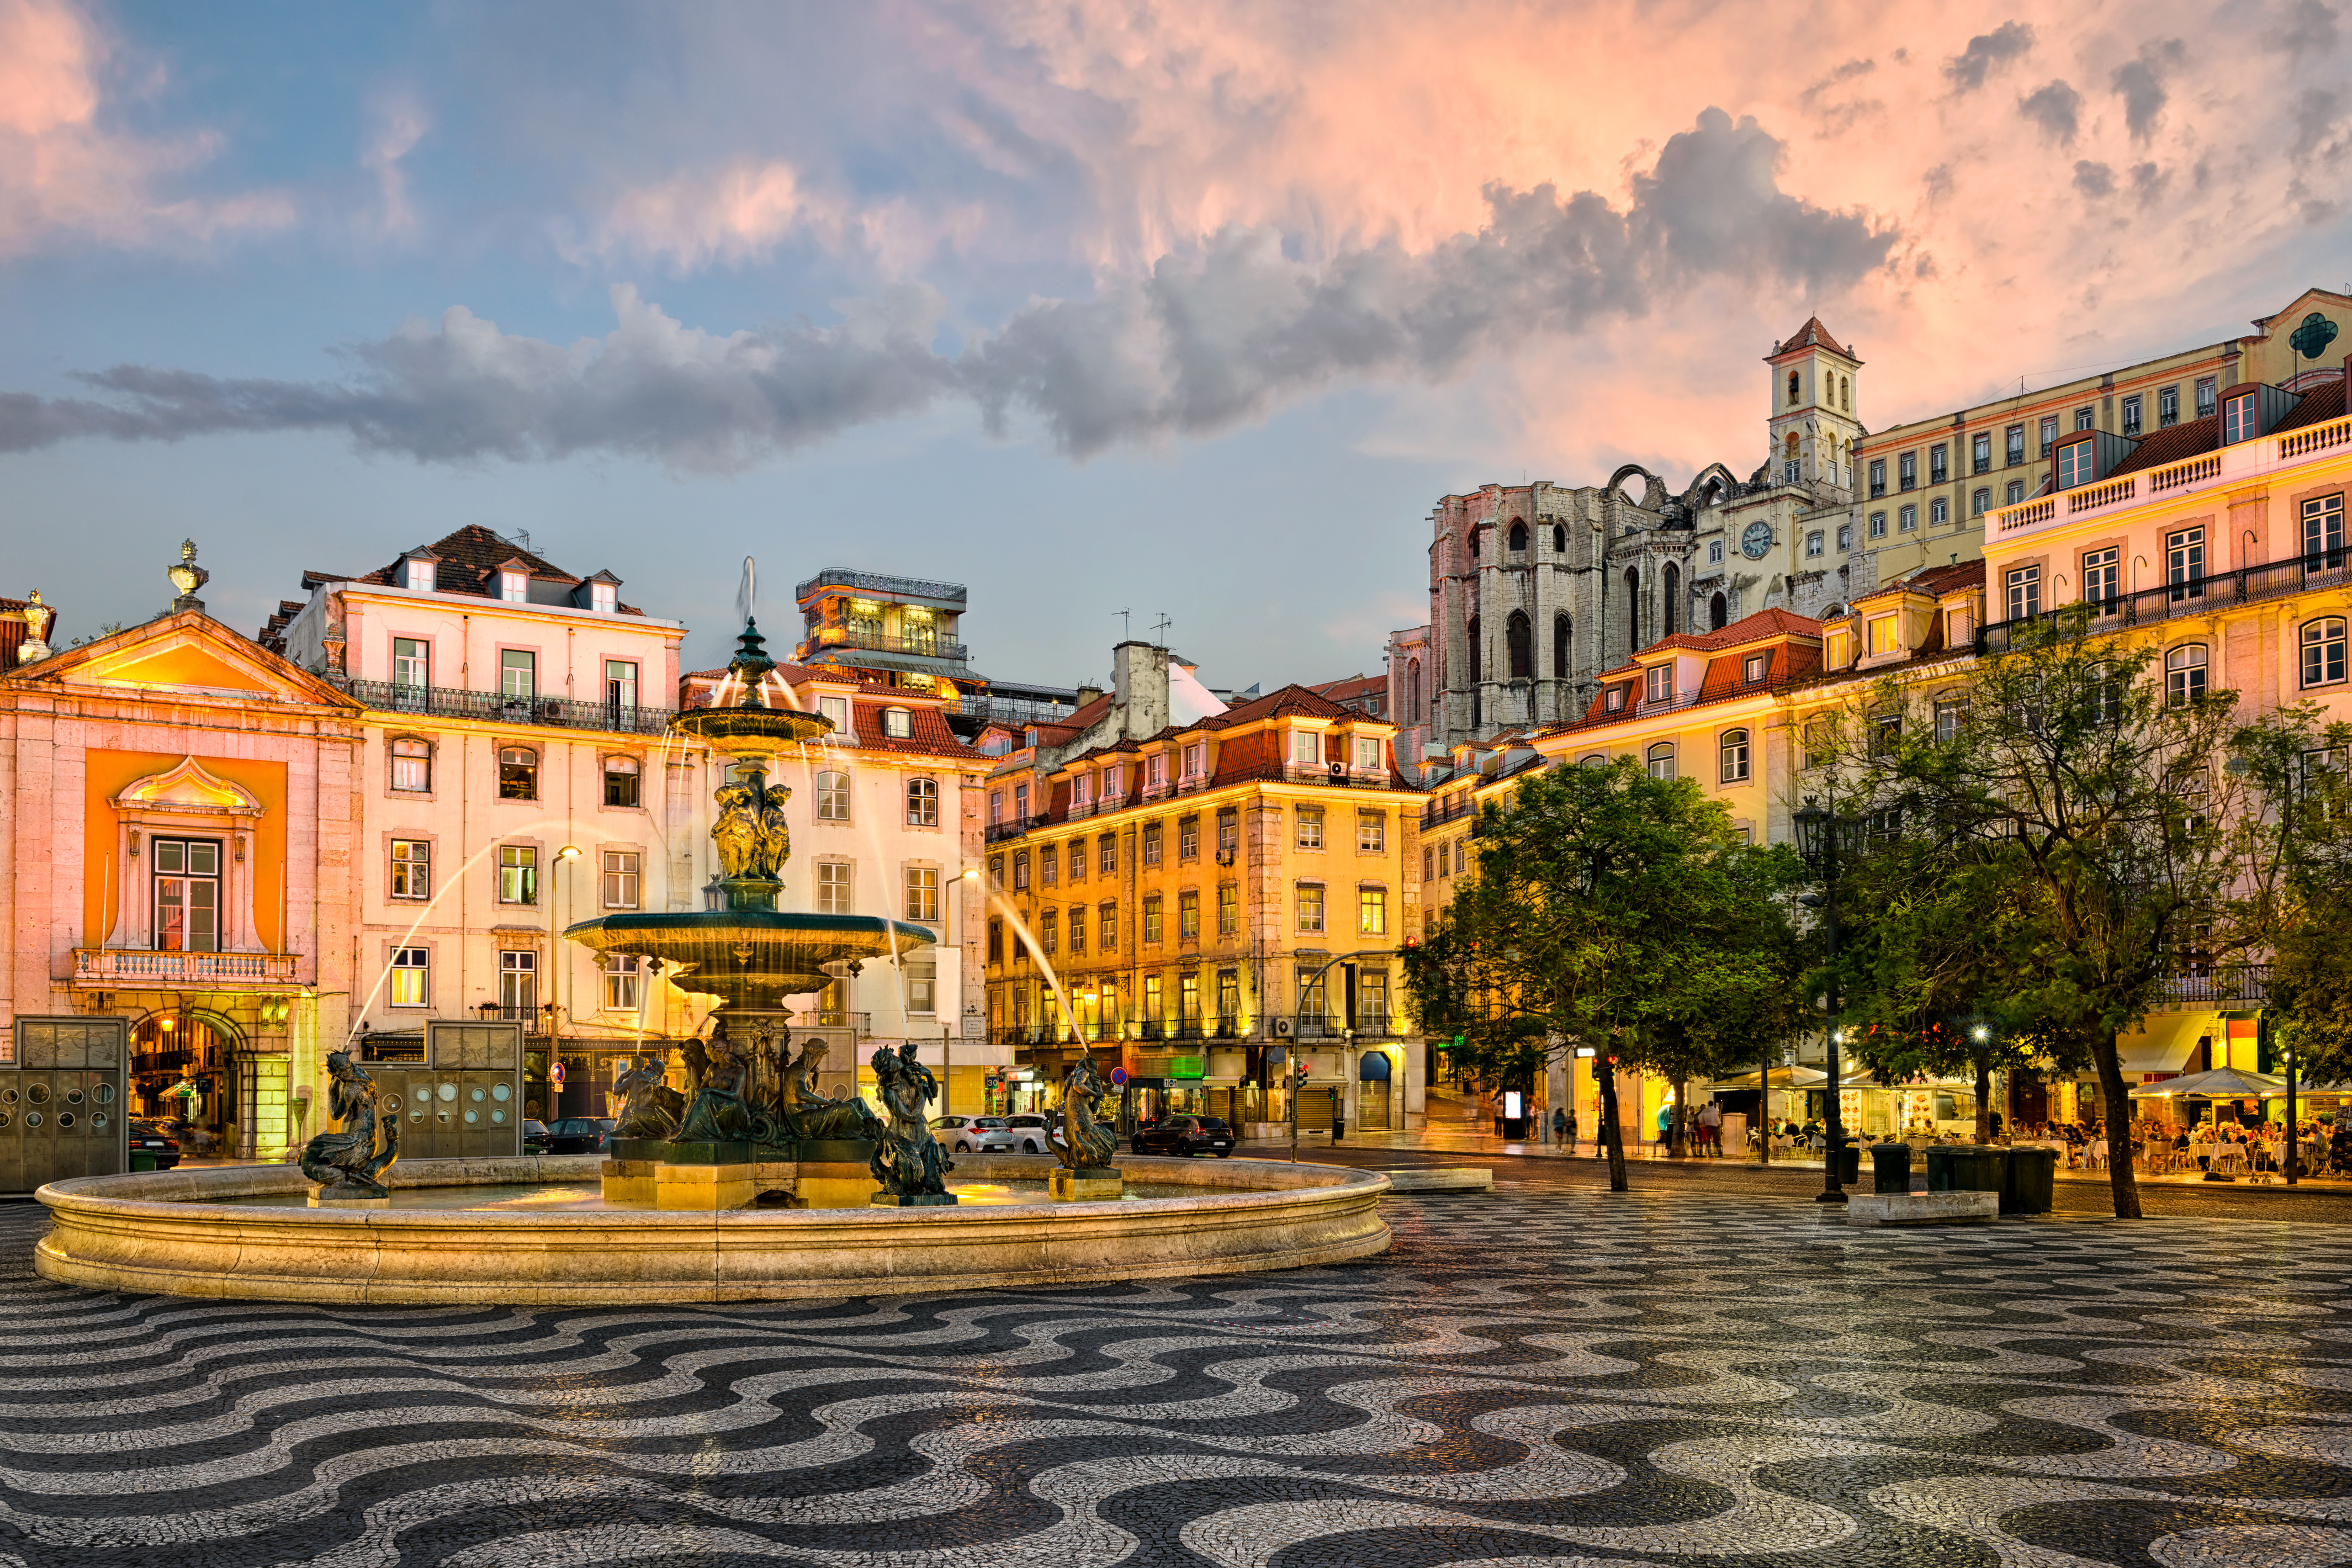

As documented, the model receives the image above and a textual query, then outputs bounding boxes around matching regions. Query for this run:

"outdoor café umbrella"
[2127,1066,2287,1100]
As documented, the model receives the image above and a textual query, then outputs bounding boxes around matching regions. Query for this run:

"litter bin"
[1946,1145,2006,1200]
[129,1152,158,1173]
[1869,1141,1912,1195]
[1924,1144,1956,1193]
[2003,1146,2058,1215]
[1831,1142,1861,1184]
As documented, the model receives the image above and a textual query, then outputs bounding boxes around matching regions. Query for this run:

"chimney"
[1111,640,1169,740]
[1074,684,1103,708]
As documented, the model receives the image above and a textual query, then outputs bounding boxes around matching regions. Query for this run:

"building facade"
[981,677,1427,1136]
[2,563,363,1161]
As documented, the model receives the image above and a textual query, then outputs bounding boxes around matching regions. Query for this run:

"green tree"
[1403,757,1806,1189]
[1824,611,2271,1218]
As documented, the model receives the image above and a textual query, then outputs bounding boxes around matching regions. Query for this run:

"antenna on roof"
[737,557,756,624]
[1115,607,1131,641]
[1151,612,1172,643]
[511,529,531,553]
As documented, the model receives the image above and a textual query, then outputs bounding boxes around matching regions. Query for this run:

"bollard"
[1869,1141,1912,1195]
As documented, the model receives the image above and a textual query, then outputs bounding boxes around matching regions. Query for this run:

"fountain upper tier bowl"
[564,910,940,1003]
[669,702,834,754]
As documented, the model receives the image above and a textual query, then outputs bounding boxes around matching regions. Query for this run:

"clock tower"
[1765,316,1862,495]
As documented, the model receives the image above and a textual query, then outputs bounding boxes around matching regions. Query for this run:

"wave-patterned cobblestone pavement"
[4,1185,2352,1566]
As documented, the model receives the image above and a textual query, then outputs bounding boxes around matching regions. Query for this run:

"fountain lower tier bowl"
[33,1155,1392,1305]
[563,911,937,1004]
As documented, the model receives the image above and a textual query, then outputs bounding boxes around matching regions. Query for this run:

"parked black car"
[521,1119,554,1155]
[127,1118,181,1170]
[1130,1115,1235,1157]
[545,1116,614,1154]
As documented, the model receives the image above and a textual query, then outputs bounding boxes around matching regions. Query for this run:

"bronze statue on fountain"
[1050,1057,1126,1201]
[301,1051,401,1201]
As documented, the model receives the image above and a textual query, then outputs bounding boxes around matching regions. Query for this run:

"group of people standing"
[1537,1100,1728,1156]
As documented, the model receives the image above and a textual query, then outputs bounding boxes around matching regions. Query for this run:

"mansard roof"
[299,525,645,614]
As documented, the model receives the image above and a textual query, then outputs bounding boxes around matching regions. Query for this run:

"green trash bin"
[2004,1147,2057,1215]
[1946,1145,2006,1200]
[129,1152,157,1173]
[1924,1145,1957,1192]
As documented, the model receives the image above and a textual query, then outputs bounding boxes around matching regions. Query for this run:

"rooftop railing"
[796,569,967,605]
[1992,415,2352,539]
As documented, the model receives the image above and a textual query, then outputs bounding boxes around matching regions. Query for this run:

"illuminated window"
[1296,884,1326,933]
[498,845,537,905]
[603,755,640,808]
[1358,887,1387,935]
[390,839,430,900]
[498,747,537,801]
[390,947,428,1008]
[905,866,939,921]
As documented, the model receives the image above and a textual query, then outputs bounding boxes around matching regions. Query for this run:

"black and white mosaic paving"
[5,1182,2352,1567]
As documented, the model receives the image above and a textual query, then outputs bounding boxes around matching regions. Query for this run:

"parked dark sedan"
[128,1118,181,1170]
[1130,1115,1235,1157]
[522,1119,554,1155]
[545,1117,614,1154]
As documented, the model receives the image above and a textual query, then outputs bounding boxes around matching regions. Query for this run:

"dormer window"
[500,570,528,603]
[1826,628,1853,668]
[1743,653,1768,684]
[591,582,617,613]
[2223,391,2259,444]
[1867,616,1899,657]
[402,558,435,592]
[1072,772,1092,806]
[882,706,913,739]
[1147,753,1167,786]
[1604,687,1625,713]
[2057,439,2097,489]
[1291,730,1321,765]
[1644,666,1671,703]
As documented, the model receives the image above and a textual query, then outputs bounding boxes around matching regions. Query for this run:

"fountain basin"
[562,910,937,1000]
[33,1154,1391,1305]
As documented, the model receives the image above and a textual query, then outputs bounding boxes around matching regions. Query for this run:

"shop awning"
[2128,1066,2287,1099]
[1705,1065,1827,1092]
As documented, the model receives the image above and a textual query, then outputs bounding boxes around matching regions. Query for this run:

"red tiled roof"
[849,698,986,762]
[1310,672,1384,703]
[2276,377,2347,433]
[2107,413,2219,479]
[303,525,647,615]
[1204,683,1352,727]
[1768,315,1856,362]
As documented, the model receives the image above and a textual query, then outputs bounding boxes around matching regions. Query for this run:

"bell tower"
[1765,317,1862,497]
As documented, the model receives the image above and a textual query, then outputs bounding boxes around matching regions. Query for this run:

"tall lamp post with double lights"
[1793,797,1864,1204]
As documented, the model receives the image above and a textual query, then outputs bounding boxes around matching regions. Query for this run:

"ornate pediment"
[110,756,266,817]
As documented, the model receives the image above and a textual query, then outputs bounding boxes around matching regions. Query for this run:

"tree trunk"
[2095,1034,2142,1219]
[1671,1077,1689,1157]
[1974,1058,1993,1144]
[1598,1060,1629,1191]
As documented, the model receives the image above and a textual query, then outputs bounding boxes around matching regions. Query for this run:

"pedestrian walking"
[1698,1100,1721,1157]
[1551,1106,1567,1148]
[1566,1106,1580,1154]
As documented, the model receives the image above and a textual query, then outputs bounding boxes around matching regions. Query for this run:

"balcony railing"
[790,1010,871,1034]
[1992,414,2352,540]
[344,680,676,736]
[2156,966,2271,1004]
[1981,549,2352,654]
[74,949,303,986]
[805,629,969,661]
[1422,797,1478,830]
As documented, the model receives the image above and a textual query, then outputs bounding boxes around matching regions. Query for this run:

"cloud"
[581,157,983,276]
[362,97,427,240]
[1,108,1897,465]
[2019,80,2084,144]
[2073,160,2116,198]
[2292,87,2345,158]
[2112,40,2185,142]
[1943,22,2035,91]
[0,0,292,256]
[2266,0,2339,54]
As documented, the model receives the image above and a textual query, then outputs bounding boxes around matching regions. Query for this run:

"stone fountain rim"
[31,1155,1394,1304]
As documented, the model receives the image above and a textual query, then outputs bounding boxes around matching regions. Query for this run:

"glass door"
[151,839,221,952]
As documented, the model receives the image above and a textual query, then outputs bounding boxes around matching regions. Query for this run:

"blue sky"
[3,1,2346,685]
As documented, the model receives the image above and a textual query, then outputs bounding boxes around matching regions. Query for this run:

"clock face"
[1741,522,1773,560]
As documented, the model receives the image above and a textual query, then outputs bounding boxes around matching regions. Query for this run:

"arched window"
[498,746,537,801]
[907,775,939,825]
[603,754,640,808]
[1709,592,1728,631]
[1406,658,1422,715]
[1507,520,1528,554]
[1783,431,1800,459]
[1580,753,1607,769]
[1506,611,1532,679]
[1719,728,1751,783]
[816,770,851,821]
[1646,742,1677,781]
[1841,375,1851,412]
[1972,488,1991,517]
[882,706,913,739]
[1553,523,1567,553]
[1625,568,1640,654]
[390,737,431,793]
[1467,529,1480,560]
[1552,615,1570,678]
[1664,563,1679,635]
[1466,616,1481,682]
[1788,370,1802,406]
[2164,645,2208,707]
[2303,618,2348,688]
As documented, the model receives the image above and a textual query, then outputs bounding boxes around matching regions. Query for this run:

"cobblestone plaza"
[7,1167,2352,1566]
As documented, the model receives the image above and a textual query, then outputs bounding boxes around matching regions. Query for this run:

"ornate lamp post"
[1793,797,1863,1204]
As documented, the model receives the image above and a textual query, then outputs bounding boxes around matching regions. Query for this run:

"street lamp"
[1793,796,1864,1205]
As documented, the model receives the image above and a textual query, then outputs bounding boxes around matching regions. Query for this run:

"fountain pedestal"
[1051,1167,1125,1201]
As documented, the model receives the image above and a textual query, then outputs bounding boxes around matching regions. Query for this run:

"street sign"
[1110,1067,1127,1086]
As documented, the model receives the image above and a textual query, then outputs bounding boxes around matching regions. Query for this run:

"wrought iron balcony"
[73,949,303,987]
[2155,966,2271,1004]
[1981,552,2352,655]
[344,680,676,736]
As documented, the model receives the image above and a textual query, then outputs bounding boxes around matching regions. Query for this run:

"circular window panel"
[492,1083,511,1102]
[57,1113,75,1130]
[95,1084,115,1105]
[491,1110,506,1124]
[414,1087,431,1104]
[0,1112,13,1130]
[65,1087,84,1105]
[437,1111,451,1124]
[25,1112,42,1130]
[26,1084,50,1105]
[470,1087,485,1103]
[463,1110,478,1124]
[1,1088,17,1105]
[437,1083,458,1102]
[91,1113,108,1133]
[410,1110,425,1124]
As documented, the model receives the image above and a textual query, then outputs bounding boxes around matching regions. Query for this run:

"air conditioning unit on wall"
[1270,1018,1294,1037]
